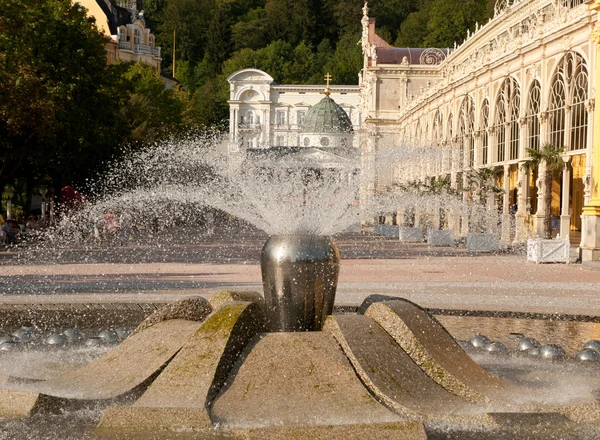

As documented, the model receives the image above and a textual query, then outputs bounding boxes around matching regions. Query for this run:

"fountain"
[2,93,600,440]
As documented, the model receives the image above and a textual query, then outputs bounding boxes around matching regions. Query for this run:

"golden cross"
[325,73,332,88]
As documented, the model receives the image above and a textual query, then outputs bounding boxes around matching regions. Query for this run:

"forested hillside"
[145,0,497,126]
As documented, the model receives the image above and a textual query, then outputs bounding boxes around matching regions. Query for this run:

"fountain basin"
[260,235,340,332]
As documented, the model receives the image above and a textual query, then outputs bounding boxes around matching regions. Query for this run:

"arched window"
[547,53,587,150]
[569,55,588,151]
[134,28,141,45]
[509,85,520,160]
[549,73,566,148]
[526,81,541,153]
[494,77,520,163]
[479,100,490,166]
[494,92,506,163]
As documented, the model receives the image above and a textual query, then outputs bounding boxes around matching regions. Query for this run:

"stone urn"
[261,234,340,332]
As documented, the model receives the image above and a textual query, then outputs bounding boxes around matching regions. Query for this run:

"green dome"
[301,96,353,134]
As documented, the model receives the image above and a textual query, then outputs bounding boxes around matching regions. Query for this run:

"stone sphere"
[484,341,508,353]
[540,344,566,360]
[517,337,540,352]
[45,333,68,346]
[84,337,104,347]
[0,341,17,351]
[583,340,600,352]
[115,328,131,341]
[0,335,15,345]
[470,334,490,349]
[62,328,84,343]
[577,348,600,362]
[11,328,32,343]
[98,330,118,344]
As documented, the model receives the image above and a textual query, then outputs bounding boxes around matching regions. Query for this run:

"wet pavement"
[1,232,599,317]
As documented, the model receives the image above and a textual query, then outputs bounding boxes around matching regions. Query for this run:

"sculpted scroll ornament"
[419,49,447,65]
[386,83,401,100]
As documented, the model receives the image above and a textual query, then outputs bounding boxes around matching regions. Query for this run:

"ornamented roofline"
[390,0,594,120]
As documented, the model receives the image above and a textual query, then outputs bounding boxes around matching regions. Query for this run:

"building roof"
[300,96,353,134]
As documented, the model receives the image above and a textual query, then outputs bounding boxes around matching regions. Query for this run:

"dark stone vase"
[260,235,340,332]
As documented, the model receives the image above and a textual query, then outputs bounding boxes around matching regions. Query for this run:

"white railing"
[120,43,161,58]
[134,44,151,53]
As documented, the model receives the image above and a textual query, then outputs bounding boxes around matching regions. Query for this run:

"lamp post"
[5,185,14,220]
[39,187,48,220]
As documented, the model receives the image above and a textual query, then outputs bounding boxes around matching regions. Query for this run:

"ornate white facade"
[227,69,360,150]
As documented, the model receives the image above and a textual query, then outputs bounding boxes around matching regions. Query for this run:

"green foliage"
[396,0,489,48]
[425,0,487,47]
[525,144,565,175]
[395,7,431,47]
[0,0,122,185]
[323,33,362,85]
[205,6,233,75]
[231,8,267,51]
[119,62,187,143]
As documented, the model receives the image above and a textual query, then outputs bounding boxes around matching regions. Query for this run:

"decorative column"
[513,162,529,245]
[581,4,600,260]
[501,164,512,246]
[559,156,572,239]
[534,159,547,237]
[361,123,378,227]
[534,111,550,237]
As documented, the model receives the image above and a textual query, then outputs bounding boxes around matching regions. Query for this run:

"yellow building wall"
[571,154,586,231]
[77,0,112,36]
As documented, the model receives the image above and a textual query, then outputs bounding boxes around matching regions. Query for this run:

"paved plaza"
[1,232,599,317]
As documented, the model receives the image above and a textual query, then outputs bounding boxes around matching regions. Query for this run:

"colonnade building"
[228,0,600,261]
[360,0,600,260]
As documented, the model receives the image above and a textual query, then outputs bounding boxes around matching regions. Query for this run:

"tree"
[0,0,124,188]
[526,144,565,239]
[424,0,488,48]
[395,8,431,47]
[158,0,215,69]
[231,8,267,51]
[205,6,233,75]
[324,32,362,85]
[120,62,187,143]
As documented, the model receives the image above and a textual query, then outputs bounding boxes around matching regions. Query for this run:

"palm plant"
[525,143,565,239]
